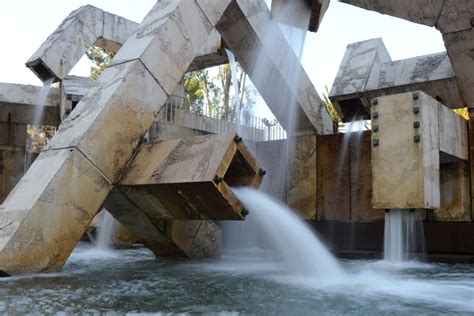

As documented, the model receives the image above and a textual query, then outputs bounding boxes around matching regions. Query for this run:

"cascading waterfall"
[221,3,311,250]
[384,209,424,261]
[95,209,116,251]
[233,187,343,277]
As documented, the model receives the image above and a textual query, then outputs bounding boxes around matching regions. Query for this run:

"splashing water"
[384,209,425,261]
[232,187,343,278]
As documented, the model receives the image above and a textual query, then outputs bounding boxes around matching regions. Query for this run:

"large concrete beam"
[26,5,139,81]
[217,0,332,134]
[26,5,228,83]
[0,0,231,275]
[330,38,466,121]
[341,0,474,107]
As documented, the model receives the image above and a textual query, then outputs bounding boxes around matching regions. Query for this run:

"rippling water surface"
[1,243,473,315]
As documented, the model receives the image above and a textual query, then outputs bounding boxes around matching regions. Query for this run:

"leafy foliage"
[322,86,342,133]
[86,46,115,81]
[26,125,56,153]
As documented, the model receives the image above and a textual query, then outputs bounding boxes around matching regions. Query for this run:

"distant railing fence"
[155,95,287,141]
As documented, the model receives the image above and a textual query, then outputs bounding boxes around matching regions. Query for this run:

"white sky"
[0,0,446,119]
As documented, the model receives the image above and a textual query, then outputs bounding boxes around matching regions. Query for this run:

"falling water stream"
[25,78,54,170]
[225,49,242,135]
[95,209,115,251]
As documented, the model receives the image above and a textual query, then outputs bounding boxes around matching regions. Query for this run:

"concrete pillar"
[371,91,440,209]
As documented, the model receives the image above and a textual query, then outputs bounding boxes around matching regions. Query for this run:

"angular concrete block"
[0,148,111,275]
[26,13,98,81]
[196,0,232,26]
[26,5,138,81]
[105,187,221,258]
[372,91,440,209]
[111,0,216,95]
[116,133,263,220]
[47,60,168,182]
[438,103,468,161]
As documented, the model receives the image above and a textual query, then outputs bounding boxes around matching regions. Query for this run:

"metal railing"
[155,95,287,141]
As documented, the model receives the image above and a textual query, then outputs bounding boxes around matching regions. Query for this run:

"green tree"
[86,46,115,81]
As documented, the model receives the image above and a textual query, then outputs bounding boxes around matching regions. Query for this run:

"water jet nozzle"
[241,208,249,217]
[259,169,267,176]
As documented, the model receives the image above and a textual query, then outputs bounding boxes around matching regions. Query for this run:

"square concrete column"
[371,91,440,209]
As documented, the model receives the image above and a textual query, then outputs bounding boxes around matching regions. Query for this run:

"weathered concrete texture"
[341,0,474,108]
[114,133,262,221]
[0,150,25,203]
[105,133,260,259]
[372,92,440,209]
[110,0,222,95]
[105,187,221,258]
[0,148,111,275]
[0,82,60,126]
[330,38,391,102]
[438,103,468,161]
[216,0,332,133]
[287,134,317,219]
[26,5,138,81]
[330,38,466,121]
[350,131,383,221]
[316,133,350,220]
[430,162,471,221]
[443,28,474,107]
[0,0,236,275]
[47,59,167,183]
[188,29,228,72]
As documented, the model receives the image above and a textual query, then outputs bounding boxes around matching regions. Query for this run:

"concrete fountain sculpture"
[0,0,331,275]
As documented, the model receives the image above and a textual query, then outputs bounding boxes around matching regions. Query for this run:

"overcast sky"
[0,0,446,118]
